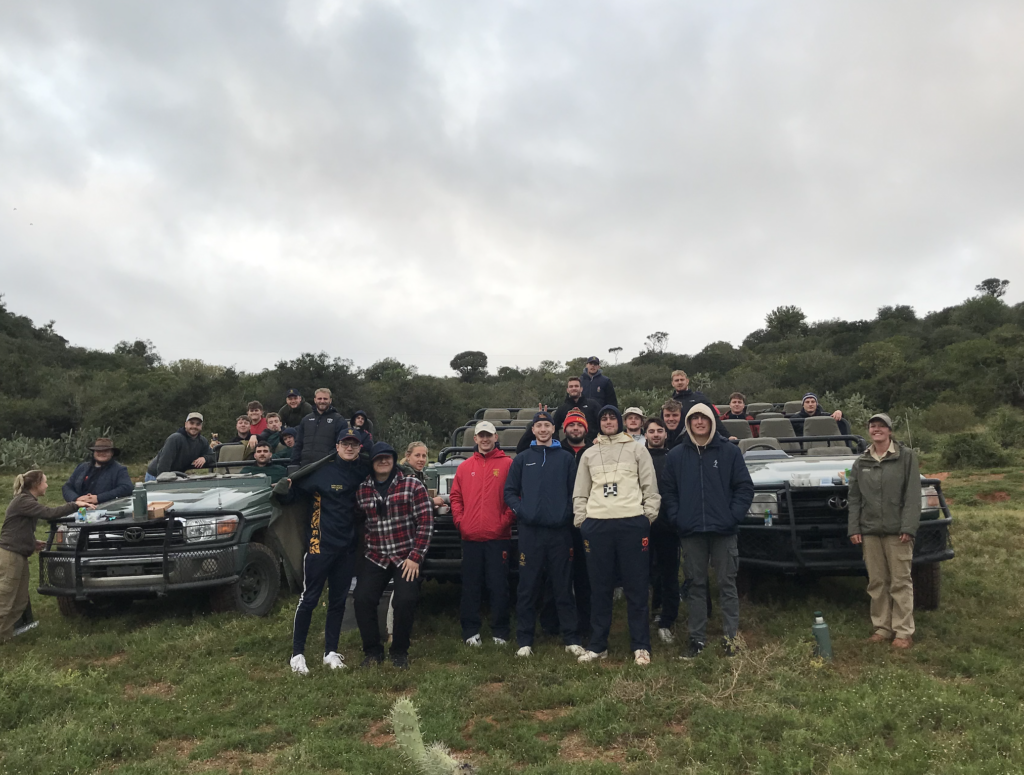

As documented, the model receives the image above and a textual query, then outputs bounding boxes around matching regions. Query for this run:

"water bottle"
[132,483,147,519]
[763,509,773,527]
[812,611,833,661]
[76,507,87,523]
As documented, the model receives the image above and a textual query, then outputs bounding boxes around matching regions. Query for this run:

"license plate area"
[108,565,143,577]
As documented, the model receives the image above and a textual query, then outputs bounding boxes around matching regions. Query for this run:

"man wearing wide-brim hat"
[61,437,134,506]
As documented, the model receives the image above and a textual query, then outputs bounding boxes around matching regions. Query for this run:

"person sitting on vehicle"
[231,416,253,445]
[61,437,133,506]
[240,440,287,484]
[848,413,921,650]
[662,404,754,660]
[1,471,92,642]
[247,401,268,436]
[146,412,217,481]
[291,388,351,467]
[450,421,515,648]
[723,392,759,437]
[399,442,446,509]
[792,393,843,422]
[661,400,685,448]
[623,407,646,444]
[273,427,297,459]
[273,428,370,675]
[580,357,618,409]
[259,413,283,450]
[350,410,373,446]
[278,389,313,430]
[644,417,680,645]
[504,411,584,660]
[354,443,434,670]
[552,377,602,440]
[573,406,660,666]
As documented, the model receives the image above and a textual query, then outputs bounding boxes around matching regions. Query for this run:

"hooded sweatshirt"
[661,405,755,536]
[572,406,660,527]
[504,440,577,529]
[450,446,515,541]
[147,427,217,476]
[350,410,374,446]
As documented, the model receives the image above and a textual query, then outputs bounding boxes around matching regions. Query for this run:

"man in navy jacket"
[579,357,618,409]
[504,411,584,658]
[62,438,133,505]
[661,404,754,658]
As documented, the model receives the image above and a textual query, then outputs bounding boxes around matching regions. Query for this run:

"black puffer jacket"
[291,406,349,467]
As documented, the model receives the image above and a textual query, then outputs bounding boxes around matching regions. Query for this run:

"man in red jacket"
[450,421,515,646]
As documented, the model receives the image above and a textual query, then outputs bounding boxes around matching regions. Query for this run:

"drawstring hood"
[529,438,562,466]
[684,404,718,448]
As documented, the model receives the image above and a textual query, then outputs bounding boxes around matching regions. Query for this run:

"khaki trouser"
[862,534,915,639]
[0,547,30,642]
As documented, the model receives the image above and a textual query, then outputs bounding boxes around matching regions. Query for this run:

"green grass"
[2,459,1024,774]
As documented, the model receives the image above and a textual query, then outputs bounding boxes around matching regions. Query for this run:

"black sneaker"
[682,640,705,660]
[722,637,739,657]
[360,653,384,668]
[390,653,410,670]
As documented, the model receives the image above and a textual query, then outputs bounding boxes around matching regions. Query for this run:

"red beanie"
[564,409,588,431]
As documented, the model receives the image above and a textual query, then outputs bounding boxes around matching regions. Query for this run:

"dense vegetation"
[1,282,1022,465]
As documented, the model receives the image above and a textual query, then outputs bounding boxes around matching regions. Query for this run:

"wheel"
[56,596,132,617]
[210,542,281,616]
[912,562,941,610]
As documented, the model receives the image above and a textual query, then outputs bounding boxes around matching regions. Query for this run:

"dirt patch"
[559,733,626,763]
[188,749,280,773]
[977,491,1011,503]
[969,473,1005,481]
[532,708,570,722]
[925,472,950,481]
[156,738,197,759]
[363,719,394,748]
[89,653,126,667]
[462,715,497,738]
[666,721,688,737]
[479,681,503,695]
[124,682,175,699]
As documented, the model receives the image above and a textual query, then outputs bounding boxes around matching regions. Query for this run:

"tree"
[608,346,623,364]
[877,305,916,323]
[115,339,162,367]
[450,351,488,382]
[765,306,808,338]
[976,278,1009,298]
[643,332,670,354]
[364,358,414,382]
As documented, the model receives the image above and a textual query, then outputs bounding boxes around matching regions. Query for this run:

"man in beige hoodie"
[572,406,660,665]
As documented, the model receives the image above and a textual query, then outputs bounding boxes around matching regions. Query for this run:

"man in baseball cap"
[145,412,216,481]
[623,407,646,444]
[278,389,313,430]
[579,357,618,409]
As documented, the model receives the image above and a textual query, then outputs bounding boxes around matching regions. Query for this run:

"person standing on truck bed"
[504,411,584,660]
[246,401,268,436]
[354,443,434,670]
[661,404,755,660]
[450,421,515,648]
[552,377,602,441]
[291,388,350,467]
[145,412,217,481]
[580,357,618,409]
[278,388,314,430]
[848,412,921,651]
[61,437,133,506]
[1,471,92,642]
[573,406,660,666]
[273,428,370,675]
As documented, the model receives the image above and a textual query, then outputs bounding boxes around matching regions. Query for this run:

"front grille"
[168,548,238,583]
[781,488,849,525]
[84,524,184,550]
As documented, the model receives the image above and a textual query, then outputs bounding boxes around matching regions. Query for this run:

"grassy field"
[1,459,1023,774]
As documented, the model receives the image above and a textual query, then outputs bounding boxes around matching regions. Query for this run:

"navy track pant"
[292,547,356,657]
[650,526,681,629]
[516,525,579,647]
[460,539,511,640]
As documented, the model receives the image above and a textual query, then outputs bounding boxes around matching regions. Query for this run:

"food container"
[146,500,175,519]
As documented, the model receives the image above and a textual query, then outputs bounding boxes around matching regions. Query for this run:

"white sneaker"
[290,654,309,675]
[658,628,675,644]
[516,646,533,657]
[577,650,608,663]
[613,587,624,601]
[565,644,586,657]
[493,637,507,646]
[634,649,651,666]
[323,651,346,670]
[465,634,482,647]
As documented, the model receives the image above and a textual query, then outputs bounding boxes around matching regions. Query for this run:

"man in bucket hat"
[61,438,133,505]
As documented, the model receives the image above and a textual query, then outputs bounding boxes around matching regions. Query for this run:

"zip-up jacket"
[504,441,577,528]
[274,455,369,554]
[146,428,216,476]
[291,406,349,467]
[662,405,754,536]
[848,443,921,538]
[579,369,618,409]
[357,469,434,567]
[646,446,675,534]
[450,447,515,541]
[1,493,78,557]
[62,459,133,504]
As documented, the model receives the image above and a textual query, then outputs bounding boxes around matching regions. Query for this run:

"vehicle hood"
[105,477,273,516]
[746,454,859,487]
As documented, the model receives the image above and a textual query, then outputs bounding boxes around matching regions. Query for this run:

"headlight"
[184,516,239,543]
[53,526,80,547]
[922,486,940,510]
[748,492,778,520]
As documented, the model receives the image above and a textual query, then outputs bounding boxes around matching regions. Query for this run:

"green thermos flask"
[812,611,833,661]
[132,482,147,519]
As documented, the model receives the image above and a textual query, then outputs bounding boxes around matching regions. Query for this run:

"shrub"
[0,428,111,469]
[921,403,977,434]
[988,406,1024,449]
[940,432,1009,469]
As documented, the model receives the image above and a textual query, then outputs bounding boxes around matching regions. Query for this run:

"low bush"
[0,428,111,470]
[922,403,978,434]
[988,405,1024,449]
[939,432,1009,469]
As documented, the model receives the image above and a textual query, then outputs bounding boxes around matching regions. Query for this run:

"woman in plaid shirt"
[353,442,434,669]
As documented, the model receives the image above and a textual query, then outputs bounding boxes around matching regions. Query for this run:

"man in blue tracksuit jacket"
[504,411,584,657]
[661,404,754,658]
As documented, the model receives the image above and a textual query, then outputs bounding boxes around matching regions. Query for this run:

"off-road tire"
[912,562,941,610]
[210,542,280,617]
[56,596,132,617]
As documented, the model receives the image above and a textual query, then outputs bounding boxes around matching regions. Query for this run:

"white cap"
[474,421,497,435]
[623,406,645,419]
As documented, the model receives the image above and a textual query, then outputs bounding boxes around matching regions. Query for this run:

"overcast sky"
[2,1,1022,376]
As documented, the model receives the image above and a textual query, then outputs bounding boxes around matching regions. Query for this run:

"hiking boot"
[868,631,893,643]
[565,644,586,657]
[391,653,410,670]
[681,640,705,660]
[892,637,913,650]
[516,646,533,657]
[290,654,309,675]
[492,637,508,646]
[722,637,739,657]
[657,627,675,644]
[360,653,384,667]
[465,634,482,647]
[577,649,608,663]
[322,651,346,670]
[633,649,651,666]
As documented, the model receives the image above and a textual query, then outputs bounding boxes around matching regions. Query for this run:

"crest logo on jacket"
[492,469,500,477]
[641,537,649,552]
[327,418,333,423]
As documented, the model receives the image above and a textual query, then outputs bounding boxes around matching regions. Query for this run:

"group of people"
[1,359,921,664]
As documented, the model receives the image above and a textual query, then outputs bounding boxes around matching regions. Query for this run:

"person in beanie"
[644,417,680,644]
[354,443,434,669]
[273,427,298,459]
[557,409,594,642]
[504,411,584,659]
[278,389,314,429]
[572,406,660,665]
[552,377,603,441]
[580,357,618,409]
[273,428,370,674]
[662,404,754,658]
[62,438,133,505]
[350,411,374,447]
[450,421,515,647]
[848,413,921,650]
[792,393,843,422]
